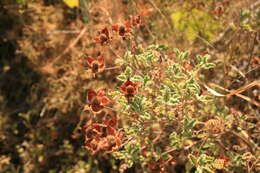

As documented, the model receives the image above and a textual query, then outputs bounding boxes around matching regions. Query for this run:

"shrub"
[80,16,258,172]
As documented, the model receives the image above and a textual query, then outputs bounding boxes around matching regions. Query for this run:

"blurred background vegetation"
[0,0,259,172]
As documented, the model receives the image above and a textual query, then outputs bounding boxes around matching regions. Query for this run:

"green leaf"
[143,75,152,87]
[127,160,134,168]
[148,44,168,51]
[18,113,30,121]
[115,58,125,65]
[180,51,190,60]
[204,155,215,162]
[174,48,181,57]
[117,74,127,81]
[202,166,215,173]
[188,83,200,94]
[195,167,203,173]
[124,51,134,63]
[124,67,133,77]
[197,133,208,138]
[157,45,168,51]
[188,154,197,166]
[169,132,181,149]
[197,95,214,102]
[112,151,126,159]
[145,52,154,63]
[163,87,171,102]
[168,64,186,79]
[202,142,214,149]
[168,97,179,106]
[162,153,170,160]
[186,161,195,172]
[118,97,128,105]
[203,55,210,63]
[147,44,155,49]
[79,0,89,23]
[16,0,26,4]
[185,118,197,129]
[131,97,143,112]
[131,75,143,82]
[182,130,192,137]
[203,63,216,69]
[155,146,162,157]
[108,91,121,98]
[140,112,151,119]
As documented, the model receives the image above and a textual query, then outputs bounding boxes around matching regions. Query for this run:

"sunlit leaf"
[63,0,79,8]
[117,74,127,81]
[124,67,133,77]
[16,0,25,4]
[131,75,143,82]
[188,154,197,166]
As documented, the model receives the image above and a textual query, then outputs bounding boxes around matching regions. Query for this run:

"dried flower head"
[87,90,110,113]
[147,159,167,173]
[86,55,105,74]
[111,16,143,40]
[82,117,123,154]
[112,22,132,39]
[119,79,139,98]
[252,56,260,68]
[205,118,224,134]
[184,63,193,71]
[212,6,224,15]
[94,27,111,45]
[131,15,144,26]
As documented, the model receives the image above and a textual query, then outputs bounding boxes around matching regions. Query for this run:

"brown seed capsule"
[205,118,224,134]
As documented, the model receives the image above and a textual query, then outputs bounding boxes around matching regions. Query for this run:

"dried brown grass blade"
[226,80,260,97]
[209,83,260,108]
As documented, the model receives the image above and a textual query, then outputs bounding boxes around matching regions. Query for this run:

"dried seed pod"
[205,117,224,134]
[213,158,226,169]
[213,156,229,169]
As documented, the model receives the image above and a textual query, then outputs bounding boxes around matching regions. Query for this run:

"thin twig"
[227,130,257,154]
[147,0,172,29]
[245,65,260,75]
[104,66,122,71]
[226,80,260,97]
[109,45,121,59]
[230,64,246,78]
[48,26,87,65]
